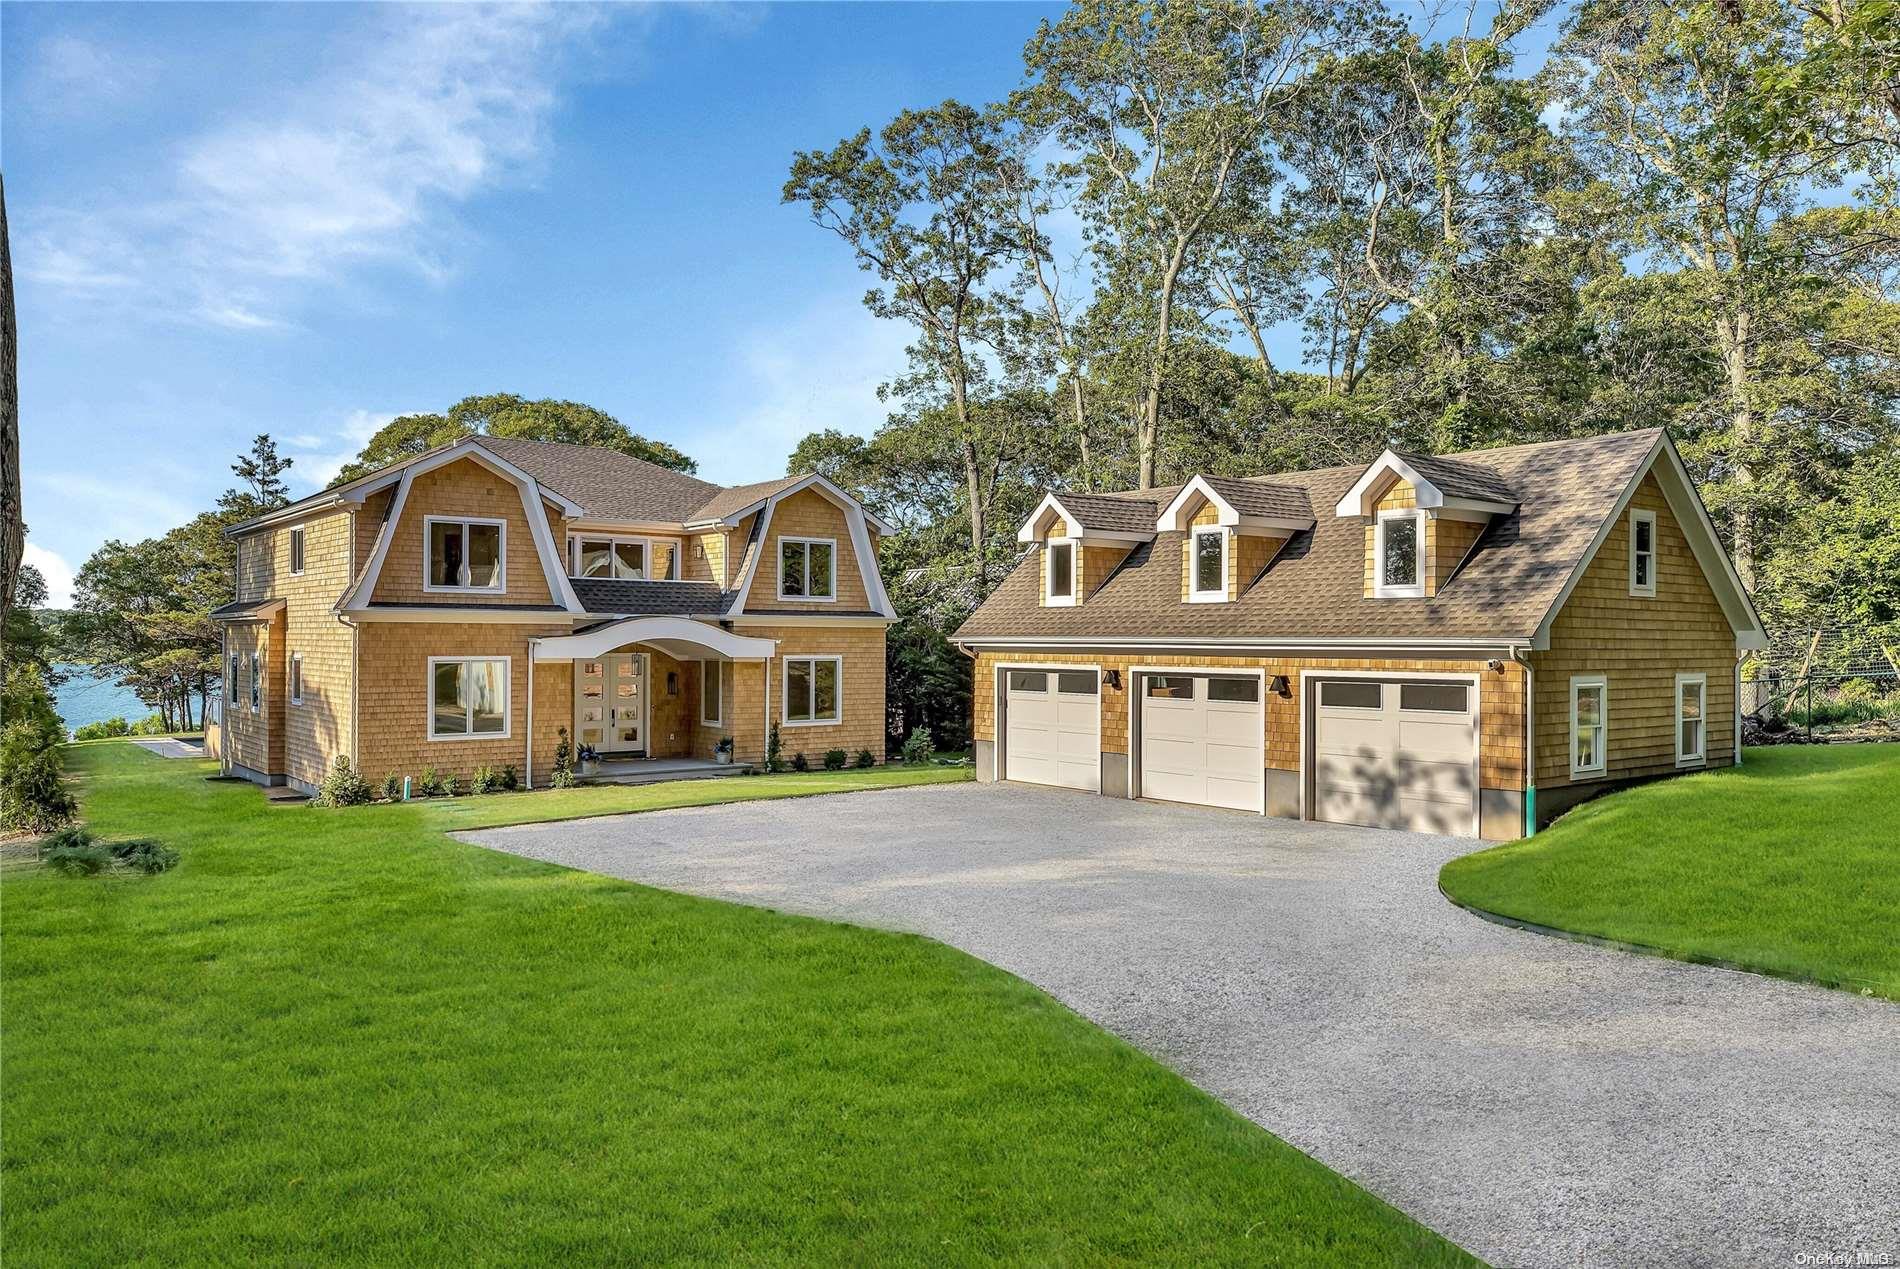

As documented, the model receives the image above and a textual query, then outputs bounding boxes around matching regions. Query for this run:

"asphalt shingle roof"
[477,437,726,523]
[1196,476,1315,522]
[955,430,1661,644]
[571,579,734,617]
[1393,450,1519,505]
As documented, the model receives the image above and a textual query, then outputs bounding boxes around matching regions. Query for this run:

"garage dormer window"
[1375,510,1424,598]
[425,516,505,592]
[1189,526,1227,602]
[1045,539,1076,606]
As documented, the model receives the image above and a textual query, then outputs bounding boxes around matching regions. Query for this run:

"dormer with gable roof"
[1333,450,1518,599]
[1018,491,1158,607]
[1156,476,1315,604]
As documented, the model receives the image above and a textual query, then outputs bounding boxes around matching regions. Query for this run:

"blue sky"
[8,1,1553,605]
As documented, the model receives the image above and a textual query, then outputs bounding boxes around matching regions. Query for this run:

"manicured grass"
[1440,745,1900,998]
[2,743,1468,1265]
[412,762,972,831]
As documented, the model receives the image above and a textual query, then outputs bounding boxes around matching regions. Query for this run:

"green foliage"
[73,717,132,741]
[854,748,876,769]
[2,664,64,745]
[900,725,936,767]
[332,395,697,486]
[551,728,576,789]
[129,714,168,736]
[790,751,810,773]
[1784,681,1900,730]
[1760,444,1900,641]
[111,838,181,875]
[1,671,76,833]
[823,749,848,771]
[418,767,451,799]
[313,756,374,808]
[469,765,518,795]
[34,824,178,876]
[382,773,404,802]
[766,723,785,774]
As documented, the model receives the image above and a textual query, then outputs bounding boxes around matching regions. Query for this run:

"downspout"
[525,639,537,790]
[762,654,771,769]
[1511,643,1535,837]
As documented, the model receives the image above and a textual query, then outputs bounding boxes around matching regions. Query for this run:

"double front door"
[576,653,647,755]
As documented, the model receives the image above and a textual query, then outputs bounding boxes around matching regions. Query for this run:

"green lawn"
[1440,745,1900,998]
[2,744,1467,1265]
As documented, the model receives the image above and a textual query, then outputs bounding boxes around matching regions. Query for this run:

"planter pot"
[715,751,732,765]
[578,760,599,777]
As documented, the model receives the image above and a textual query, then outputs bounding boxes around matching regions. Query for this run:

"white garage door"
[1004,668,1100,791]
[1313,678,1476,835]
[1138,674,1263,812]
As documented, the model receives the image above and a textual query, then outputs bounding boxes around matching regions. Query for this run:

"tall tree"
[785,100,1026,587]
[1020,0,1346,487]
[1551,0,1893,586]
[219,434,294,520]
[333,394,697,486]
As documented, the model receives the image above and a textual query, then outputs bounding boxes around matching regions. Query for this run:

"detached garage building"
[956,430,1767,840]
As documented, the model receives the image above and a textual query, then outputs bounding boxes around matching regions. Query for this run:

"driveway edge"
[1436,883,1888,1001]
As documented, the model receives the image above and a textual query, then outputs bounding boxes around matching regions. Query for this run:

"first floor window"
[1045,540,1074,603]
[1676,673,1706,766]
[1570,676,1606,777]
[1377,511,1423,595]
[430,657,510,738]
[701,660,723,725]
[779,538,835,600]
[426,517,504,590]
[250,651,262,713]
[289,654,303,705]
[784,656,841,725]
[1191,527,1226,598]
[228,652,240,704]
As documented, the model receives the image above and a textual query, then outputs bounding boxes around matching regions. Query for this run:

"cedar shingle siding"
[213,439,892,792]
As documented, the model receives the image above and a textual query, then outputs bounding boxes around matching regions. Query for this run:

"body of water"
[51,664,154,735]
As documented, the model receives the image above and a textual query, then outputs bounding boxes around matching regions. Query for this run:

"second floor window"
[1376,511,1424,597]
[779,538,835,600]
[228,652,240,705]
[1045,540,1074,604]
[569,536,680,581]
[250,651,262,713]
[1191,527,1226,599]
[1630,509,1657,597]
[289,527,305,575]
[426,517,504,591]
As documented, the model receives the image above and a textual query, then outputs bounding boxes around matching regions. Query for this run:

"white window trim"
[781,654,844,727]
[1570,673,1608,779]
[289,653,303,706]
[288,527,305,577]
[426,656,513,742]
[1629,508,1658,598]
[700,659,724,727]
[566,533,682,582]
[1044,538,1077,607]
[1188,526,1229,603]
[1675,671,1707,767]
[422,515,508,594]
[1374,509,1426,598]
[250,650,263,715]
[777,536,838,602]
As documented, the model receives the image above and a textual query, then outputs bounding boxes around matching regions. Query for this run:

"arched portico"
[526,617,778,786]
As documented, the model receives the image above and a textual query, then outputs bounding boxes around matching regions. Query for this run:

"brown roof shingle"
[477,437,725,523]
[955,429,1661,644]
[1392,451,1518,505]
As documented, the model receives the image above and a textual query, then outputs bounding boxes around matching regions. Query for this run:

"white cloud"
[22,543,78,609]
[288,408,400,490]
[693,293,913,485]
[31,471,197,547]
[26,34,160,119]
[23,4,607,330]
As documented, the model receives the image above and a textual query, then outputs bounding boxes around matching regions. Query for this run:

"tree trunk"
[1139,264,1182,489]
[1068,373,1093,492]
[1717,310,1756,590]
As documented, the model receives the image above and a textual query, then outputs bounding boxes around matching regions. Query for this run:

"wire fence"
[1741,627,1900,744]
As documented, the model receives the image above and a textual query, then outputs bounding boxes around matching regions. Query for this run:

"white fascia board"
[955,634,1526,653]
[1334,451,1428,517]
[338,439,587,518]
[724,476,896,619]
[223,495,347,540]
[1018,492,1154,544]
[337,467,415,611]
[1437,495,1517,516]
[1018,492,1072,543]
[1157,476,1239,531]
[1233,514,1316,535]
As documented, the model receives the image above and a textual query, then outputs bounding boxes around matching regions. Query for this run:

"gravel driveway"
[460,781,1898,1268]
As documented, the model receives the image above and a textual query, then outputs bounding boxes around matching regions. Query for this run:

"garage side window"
[1570,676,1607,778]
[1055,671,1097,694]
[1676,673,1706,766]
[1399,682,1468,713]
[1007,670,1046,692]
[1045,541,1075,605]
[1320,680,1380,709]
[1146,676,1194,699]
[1207,677,1257,702]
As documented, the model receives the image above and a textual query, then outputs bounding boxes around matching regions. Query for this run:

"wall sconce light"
[1486,658,1505,673]
[1268,674,1291,697]
[1104,669,1122,690]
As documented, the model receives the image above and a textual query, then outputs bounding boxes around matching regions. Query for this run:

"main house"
[955,429,1767,840]
[212,438,893,794]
